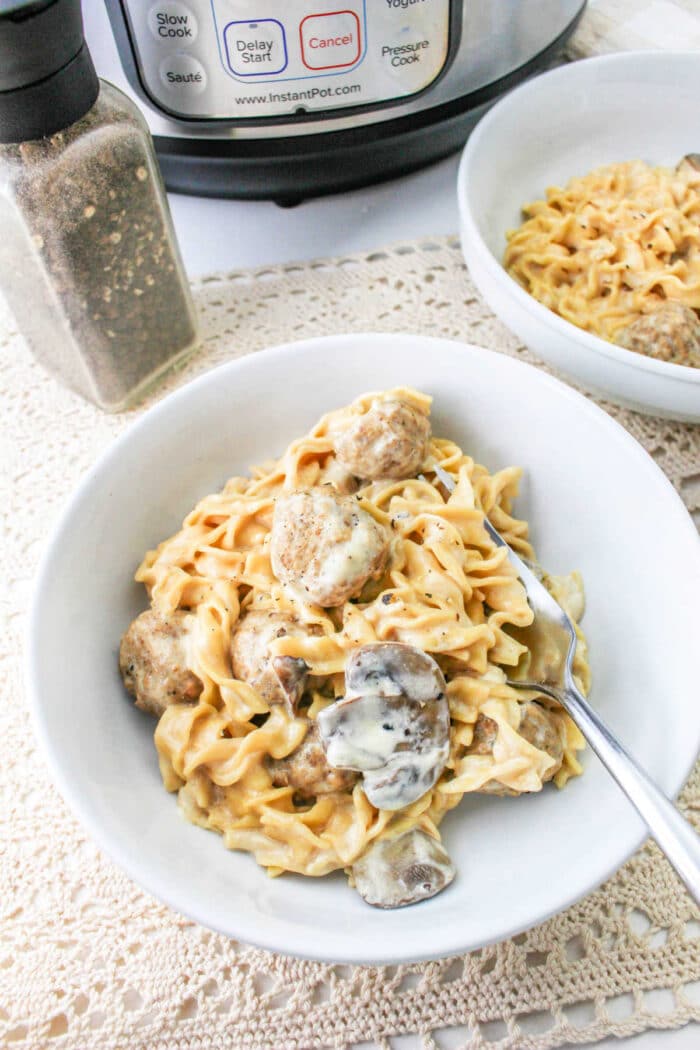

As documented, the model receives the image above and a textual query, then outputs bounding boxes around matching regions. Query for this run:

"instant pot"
[86,1,586,200]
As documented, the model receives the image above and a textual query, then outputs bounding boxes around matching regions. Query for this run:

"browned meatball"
[335,398,431,480]
[518,702,564,780]
[119,609,202,717]
[266,723,359,797]
[270,489,389,607]
[616,302,700,367]
[230,610,313,709]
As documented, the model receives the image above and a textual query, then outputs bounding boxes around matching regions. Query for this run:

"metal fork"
[431,464,700,904]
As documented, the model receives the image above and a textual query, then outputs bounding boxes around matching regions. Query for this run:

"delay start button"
[148,2,198,44]
[300,11,361,70]
[224,20,288,77]
[159,53,207,94]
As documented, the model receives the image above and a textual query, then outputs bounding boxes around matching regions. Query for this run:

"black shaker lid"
[0,0,99,142]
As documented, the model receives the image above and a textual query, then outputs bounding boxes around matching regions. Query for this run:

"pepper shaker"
[0,0,199,411]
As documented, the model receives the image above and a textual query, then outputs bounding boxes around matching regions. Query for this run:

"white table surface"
[168,151,463,277]
[167,155,698,1050]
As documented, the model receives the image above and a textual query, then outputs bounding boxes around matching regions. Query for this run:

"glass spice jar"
[0,0,199,411]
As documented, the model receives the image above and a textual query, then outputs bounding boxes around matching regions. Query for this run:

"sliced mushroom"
[344,641,448,703]
[352,828,455,908]
[230,610,313,712]
[317,643,450,811]
[270,655,310,713]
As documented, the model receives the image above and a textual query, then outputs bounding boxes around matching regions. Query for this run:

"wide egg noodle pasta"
[504,160,700,343]
[135,388,588,879]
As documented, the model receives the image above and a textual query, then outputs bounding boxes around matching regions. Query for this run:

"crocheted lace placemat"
[1,236,699,1050]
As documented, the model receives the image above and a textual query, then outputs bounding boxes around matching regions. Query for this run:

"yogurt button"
[159,53,208,95]
[148,3,198,45]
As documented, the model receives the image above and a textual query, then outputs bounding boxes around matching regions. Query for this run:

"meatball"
[119,609,202,717]
[335,398,431,480]
[518,702,564,780]
[616,302,700,367]
[230,610,313,710]
[270,489,389,607]
[266,722,359,797]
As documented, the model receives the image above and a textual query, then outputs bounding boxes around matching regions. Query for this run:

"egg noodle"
[136,390,588,879]
[504,160,700,342]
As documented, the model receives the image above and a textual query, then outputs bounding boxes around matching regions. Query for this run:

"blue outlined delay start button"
[224,19,288,77]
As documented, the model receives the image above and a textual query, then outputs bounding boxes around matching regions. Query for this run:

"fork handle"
[560,683,700,905]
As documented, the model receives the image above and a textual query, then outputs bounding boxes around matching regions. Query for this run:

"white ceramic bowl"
[28,334,700,963]
[458,51,700,423]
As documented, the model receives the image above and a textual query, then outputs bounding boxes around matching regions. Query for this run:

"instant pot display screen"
[119,0,452,120]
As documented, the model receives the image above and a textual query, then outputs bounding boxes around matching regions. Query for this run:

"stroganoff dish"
[504,157,700,367]
[119,389,589,908]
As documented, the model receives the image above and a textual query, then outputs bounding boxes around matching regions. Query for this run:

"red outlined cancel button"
[300,11,361,71]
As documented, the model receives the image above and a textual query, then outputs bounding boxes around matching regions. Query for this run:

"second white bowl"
[458,51,700,422]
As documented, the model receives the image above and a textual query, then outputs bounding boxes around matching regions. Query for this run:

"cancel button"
[300,12,362,70]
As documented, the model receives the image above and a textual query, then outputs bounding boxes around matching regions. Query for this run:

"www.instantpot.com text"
[235,83,362,105]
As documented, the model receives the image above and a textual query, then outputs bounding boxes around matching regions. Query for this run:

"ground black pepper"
[0,82,198,410]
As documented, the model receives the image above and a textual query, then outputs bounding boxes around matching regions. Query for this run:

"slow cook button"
[159,53,208,94]
[224,20,288,76]
[148,2,198,44]
[300,11,361,70]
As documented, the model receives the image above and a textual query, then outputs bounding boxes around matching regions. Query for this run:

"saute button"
[300,11,361,70]
[224,19,288,77]
[159,53,208,94]
[148,2,198,44]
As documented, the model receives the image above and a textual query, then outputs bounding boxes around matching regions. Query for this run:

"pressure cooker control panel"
[118,0,453,120]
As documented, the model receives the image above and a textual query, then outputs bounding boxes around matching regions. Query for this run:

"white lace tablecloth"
[1,236,699,1050]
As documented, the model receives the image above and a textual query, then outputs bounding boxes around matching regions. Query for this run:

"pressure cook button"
[159,53,207,95]
[300,11,361,70]
[224,19,288,76]
[148,2,198,44]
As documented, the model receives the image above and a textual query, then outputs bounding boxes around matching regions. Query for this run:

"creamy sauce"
[319,694,417,770]
[316,511,380,590]
[270,489,388,607]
